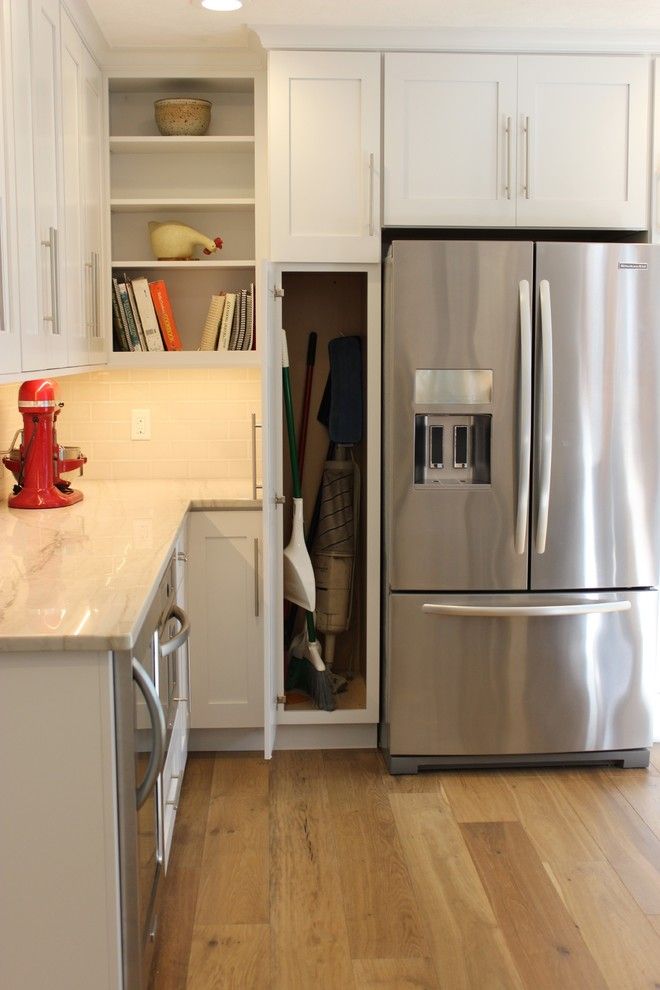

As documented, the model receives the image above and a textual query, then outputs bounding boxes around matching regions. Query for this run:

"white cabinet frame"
[261,262,381,758]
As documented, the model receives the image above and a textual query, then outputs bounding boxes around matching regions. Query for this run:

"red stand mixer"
[2,379,87,508]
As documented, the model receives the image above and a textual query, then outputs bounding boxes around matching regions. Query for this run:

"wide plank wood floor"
[150,745,660,989]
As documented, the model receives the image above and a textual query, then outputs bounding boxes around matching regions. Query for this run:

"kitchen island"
[0,479,261,990]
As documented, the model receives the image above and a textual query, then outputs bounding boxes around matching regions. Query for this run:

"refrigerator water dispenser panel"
[415,414,491,486]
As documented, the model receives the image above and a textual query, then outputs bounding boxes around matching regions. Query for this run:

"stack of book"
[199,286,255,351]
[112,276,182,352]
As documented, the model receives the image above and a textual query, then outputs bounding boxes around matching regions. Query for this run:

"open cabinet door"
[262,262,284,759]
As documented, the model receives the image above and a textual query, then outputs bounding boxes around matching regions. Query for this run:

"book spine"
[235,288,248,351]
[200,293,225,351]
[111,279,131,351]
[243,285,254,351]
[117,283,143,351]
[131,277,165,352]
[149,281,183,351]
[218,293,236,350]
[126,279,148,350]
[228,291,242,350]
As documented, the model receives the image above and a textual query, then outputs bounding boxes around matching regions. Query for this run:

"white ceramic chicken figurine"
[148,221,223,260]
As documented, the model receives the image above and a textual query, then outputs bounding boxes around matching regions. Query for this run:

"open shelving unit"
[107,74,258,362]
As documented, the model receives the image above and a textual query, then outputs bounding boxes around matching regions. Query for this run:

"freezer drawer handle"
[515,279,532,554]
[421,601,631,618]
[536,278,554,554]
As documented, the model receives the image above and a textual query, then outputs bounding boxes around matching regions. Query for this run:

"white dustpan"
[283,497,316,611]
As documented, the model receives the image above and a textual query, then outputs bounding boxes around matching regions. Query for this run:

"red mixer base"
[8,486,83,509]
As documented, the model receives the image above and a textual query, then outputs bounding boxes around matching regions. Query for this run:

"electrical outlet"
[131,409,151,441]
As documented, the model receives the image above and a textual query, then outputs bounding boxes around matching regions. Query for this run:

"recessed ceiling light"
[201,0,242,10]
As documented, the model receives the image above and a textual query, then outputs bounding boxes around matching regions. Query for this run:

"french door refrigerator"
[382,240,660,773]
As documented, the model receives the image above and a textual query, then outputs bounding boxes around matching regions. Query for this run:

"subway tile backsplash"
[0,368,262,492]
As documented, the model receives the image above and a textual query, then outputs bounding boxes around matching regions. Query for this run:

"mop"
[281,330,335,712]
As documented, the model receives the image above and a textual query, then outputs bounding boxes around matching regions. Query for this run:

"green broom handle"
[282,331,302,500]
[282,331,318,644]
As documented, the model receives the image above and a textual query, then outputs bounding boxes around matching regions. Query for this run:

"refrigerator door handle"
[536,278,554,554]
[515,279,532,554]
[422,601,631,618]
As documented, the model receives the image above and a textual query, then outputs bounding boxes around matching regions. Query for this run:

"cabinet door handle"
[41,226,60,334]
[504,116,512,200]
[251,412,263,500]
[92,251,100,338]
[522,116,530,199]
[368,152,375,236]
[254,537,260,617]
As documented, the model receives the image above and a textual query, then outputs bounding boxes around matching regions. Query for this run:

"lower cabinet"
[187,509,263,729]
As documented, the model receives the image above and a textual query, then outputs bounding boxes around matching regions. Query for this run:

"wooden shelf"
[110,198,255,213]
[284,674,367,713]
[112,259,255,269]
[110,135,255,154]
[108,350,260,369]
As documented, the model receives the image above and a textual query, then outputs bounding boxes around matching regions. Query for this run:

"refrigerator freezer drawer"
[386,591,656,761]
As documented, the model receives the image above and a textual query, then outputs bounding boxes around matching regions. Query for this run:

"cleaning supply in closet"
[313,336,363,687]
[281,330,335,712]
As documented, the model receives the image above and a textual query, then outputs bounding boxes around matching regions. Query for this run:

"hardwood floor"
[150,745,660,989]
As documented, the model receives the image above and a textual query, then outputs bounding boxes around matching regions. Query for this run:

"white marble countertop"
[0,479,261,653]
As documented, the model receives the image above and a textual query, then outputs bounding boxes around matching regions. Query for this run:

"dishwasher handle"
[159,604,190,658]
[132,657,167,810]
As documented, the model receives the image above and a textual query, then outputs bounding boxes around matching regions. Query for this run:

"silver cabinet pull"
[159,604,190,658]
[254,537,260,617]
[92,251,100,338]
[422,601,631,618]
[536,279,553,554]
[132,657,166,809]
[504,116,512,200]
[274,494,286,505]
[522,115,530,199]
[368,152,375,236]
[251,412,263,500]
[515,280,532,554]
[41,226,60,334]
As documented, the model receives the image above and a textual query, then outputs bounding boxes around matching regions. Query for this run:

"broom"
[281,330,335,712]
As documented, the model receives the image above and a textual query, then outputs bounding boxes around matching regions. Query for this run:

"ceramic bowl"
[154,98,212,136]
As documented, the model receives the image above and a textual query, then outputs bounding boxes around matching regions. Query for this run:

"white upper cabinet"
[268,51,381,262]
[384,54,518,226]
[26,0,67,372]
[0,0,104,379]
[517,56,649,229]
[60,11,104,367]
[0,5,22,375]
[384,53,650,229]
[652,58,660,244]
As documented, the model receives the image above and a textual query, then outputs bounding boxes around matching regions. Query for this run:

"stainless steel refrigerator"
[381,240,660,773]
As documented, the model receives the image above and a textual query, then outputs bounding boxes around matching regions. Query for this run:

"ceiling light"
[201,0,242,10]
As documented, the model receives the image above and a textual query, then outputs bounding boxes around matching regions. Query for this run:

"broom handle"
[298,332,317,478]
[281,330,302,499]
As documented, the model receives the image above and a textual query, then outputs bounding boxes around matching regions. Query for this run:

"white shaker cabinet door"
[268,51,380,262]
[188,510,264,730]
[61,11,104,368]
[516,55,650,229]
[384,53,518,227]
[26,0,67,372]
[652,58,660,244]
[0,5,22,375]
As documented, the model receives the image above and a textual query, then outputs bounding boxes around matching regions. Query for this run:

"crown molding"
[252,25,660,55]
